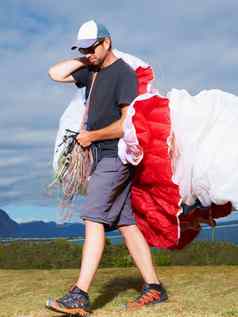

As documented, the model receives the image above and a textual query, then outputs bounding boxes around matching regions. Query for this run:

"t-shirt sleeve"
[116,67,138,107]
[71,67,90,88]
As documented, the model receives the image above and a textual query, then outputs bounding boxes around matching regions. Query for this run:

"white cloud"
[0,176,27,187]
[0,127,56,145]
[0,156,30,168]
[1,0,238,211]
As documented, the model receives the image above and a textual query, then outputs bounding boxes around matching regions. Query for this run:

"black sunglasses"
[79,39,104,55]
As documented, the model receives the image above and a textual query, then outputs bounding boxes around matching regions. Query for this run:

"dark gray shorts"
[80,157,136,231]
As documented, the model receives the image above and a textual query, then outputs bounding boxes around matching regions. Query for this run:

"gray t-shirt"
[72,58,137,156]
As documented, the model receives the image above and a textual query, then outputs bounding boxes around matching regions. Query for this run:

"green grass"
[2,240,238,269]
[1,266,238,317]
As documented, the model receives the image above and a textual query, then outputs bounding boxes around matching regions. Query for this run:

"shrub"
[0,240,238,269]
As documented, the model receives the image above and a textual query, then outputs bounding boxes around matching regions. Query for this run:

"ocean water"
[1,224,237,246]
[70,224,238,246]
[70,235,123,245]
[197,224,238,244]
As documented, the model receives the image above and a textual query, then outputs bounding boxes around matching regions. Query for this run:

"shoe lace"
[59,286,84,305]
[135,289,161,305]
[59,292,73,302]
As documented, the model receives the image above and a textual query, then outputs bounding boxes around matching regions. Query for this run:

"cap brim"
[71,39,97,50]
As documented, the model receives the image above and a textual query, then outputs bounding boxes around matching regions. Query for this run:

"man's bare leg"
[75,220,105,292]
[119,224,159,284]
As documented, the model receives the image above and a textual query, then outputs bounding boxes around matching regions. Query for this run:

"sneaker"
[45,285,91,316]
[126,282,168,310]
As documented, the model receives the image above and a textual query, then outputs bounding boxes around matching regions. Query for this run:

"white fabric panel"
[113,49,150,69]
[53,89,86,171]
[168,89,238,209]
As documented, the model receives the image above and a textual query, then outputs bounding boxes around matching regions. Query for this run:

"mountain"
[16,221,85,238]
[0,209,85,238]
[0,209,19,235]
[1,208,237,239]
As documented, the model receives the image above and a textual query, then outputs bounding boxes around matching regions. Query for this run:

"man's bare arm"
[76,106,129,147]
[48,57,88,83]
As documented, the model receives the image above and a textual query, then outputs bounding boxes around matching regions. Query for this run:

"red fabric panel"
[135,67,154,94]
[177,202,232,249]
[131,95,181,249]
[131,94,233,250]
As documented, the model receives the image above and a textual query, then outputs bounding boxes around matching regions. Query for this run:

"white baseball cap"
[71,20,111,50]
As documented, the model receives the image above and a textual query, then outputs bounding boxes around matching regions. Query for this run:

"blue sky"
[1,1,238,222]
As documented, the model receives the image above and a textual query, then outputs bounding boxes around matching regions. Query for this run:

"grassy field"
[1,266,238,317]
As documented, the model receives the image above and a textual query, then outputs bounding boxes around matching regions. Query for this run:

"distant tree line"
[0,239,238,269]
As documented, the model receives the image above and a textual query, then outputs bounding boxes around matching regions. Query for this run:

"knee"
[118,224,137,236]
[84,220,105,235]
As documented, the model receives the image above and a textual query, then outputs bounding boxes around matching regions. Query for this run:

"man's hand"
[76,130,93,147]
[76,106,129,147]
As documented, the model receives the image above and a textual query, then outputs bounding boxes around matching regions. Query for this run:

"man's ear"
[103,37,112,50]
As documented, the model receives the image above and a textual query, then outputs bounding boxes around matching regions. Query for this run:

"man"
[46,20,168,316]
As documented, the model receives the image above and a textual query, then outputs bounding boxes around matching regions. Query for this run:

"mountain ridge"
[0,209,85,238]
[1,208,237,238]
